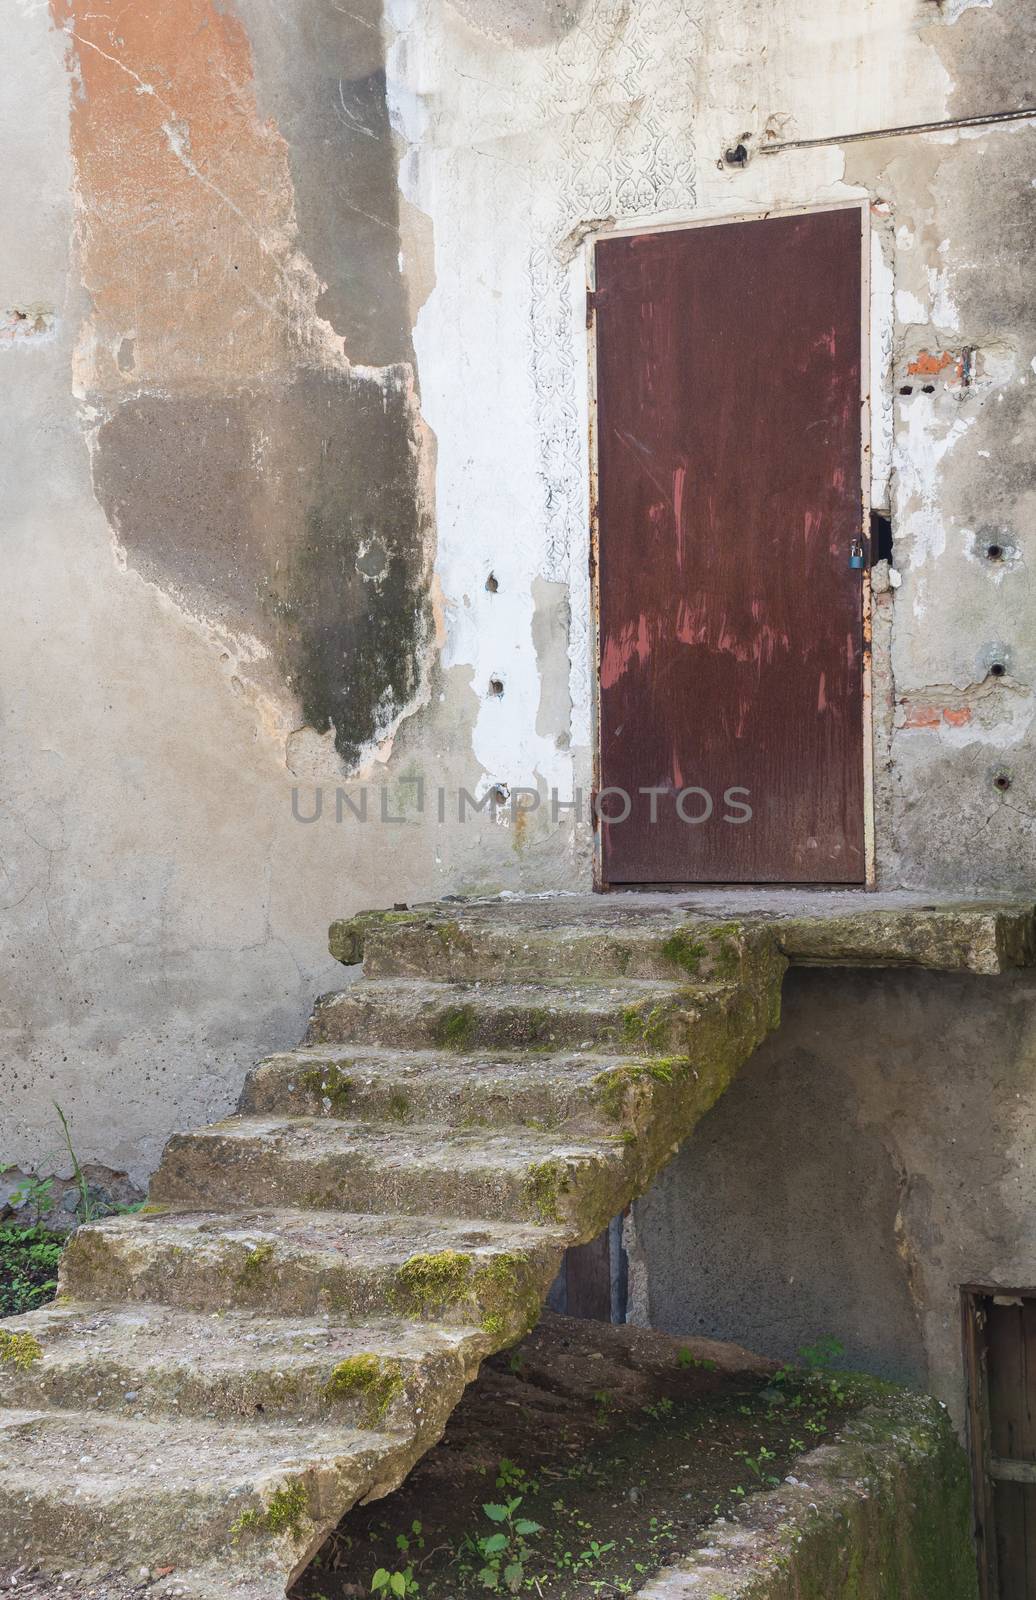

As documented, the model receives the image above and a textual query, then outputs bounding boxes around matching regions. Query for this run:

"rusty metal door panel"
[594,208,866,884]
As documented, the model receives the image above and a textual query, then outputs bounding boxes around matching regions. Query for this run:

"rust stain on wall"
[52,0,435,769]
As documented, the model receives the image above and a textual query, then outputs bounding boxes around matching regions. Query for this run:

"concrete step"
[149,1115,628,1230]
[59,1208,566,1328]
[331,905,767,984]
[307,977,711,1054]
[0,1407,401,1576]
[0,1301,484,1428]
[240,1044,638,1132]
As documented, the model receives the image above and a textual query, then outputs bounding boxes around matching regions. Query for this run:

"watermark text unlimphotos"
[291,782,752,826]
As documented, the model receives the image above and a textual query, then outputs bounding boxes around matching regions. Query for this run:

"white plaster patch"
[894,393,976,620]
[940,0,992,21]
[926,264,959,333]
[391,0,710,789]
[870,231,895,508]
[896,287,928,326]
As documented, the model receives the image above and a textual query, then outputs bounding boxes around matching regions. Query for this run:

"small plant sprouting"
[736,1443,779,1487]
[2,1102,109,1228]
[371,1569,417,1600]
[54,1102,93,1223]
[495,1458,536,1495]
[464,1497,542,1592]
[676,1347,717,1372]
[0,1165,55,1225]
[371,1521,424,1598]
[592,1389,613,1425]
[799,1335,845,1371]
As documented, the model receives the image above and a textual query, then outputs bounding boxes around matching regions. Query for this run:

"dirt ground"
[293,1314,855,1600]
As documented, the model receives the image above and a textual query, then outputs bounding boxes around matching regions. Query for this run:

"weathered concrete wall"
[1,0,1034,1186]
[633,968,1036,1427]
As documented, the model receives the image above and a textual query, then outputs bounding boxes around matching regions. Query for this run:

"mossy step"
[149,1114,629,1231]
[334,908,762,984]
[59,1209,566,1327]
[0,1301,485,1428]
[0,1407,399,1573]
[307,977,713,1054]
[241,1044,670,1133]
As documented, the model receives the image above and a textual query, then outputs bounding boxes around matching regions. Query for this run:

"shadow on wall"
[635,967,1036,1403]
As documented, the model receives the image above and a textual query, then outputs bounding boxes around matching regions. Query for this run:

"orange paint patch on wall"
[51,0,312,390]
[906,350,956,379]
[902,704,942,730]
[901,702,973,729]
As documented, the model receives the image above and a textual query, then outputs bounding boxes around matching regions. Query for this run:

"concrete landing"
[332,892,1036,976]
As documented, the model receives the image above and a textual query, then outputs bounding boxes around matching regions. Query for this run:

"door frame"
[961,1282,1036,1600]
[585,198,876,891]
[962,1285,999,1600]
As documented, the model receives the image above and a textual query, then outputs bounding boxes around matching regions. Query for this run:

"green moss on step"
[394,1249,474,1314]
[436,1005,477,1051]
[328,909,422,967]
[472,1254,539,1340]
[620,1004,674,1052]
[523,1159,571,1224]
[707,924,743,980]
[232,1480,310,1542]
[387,1090,412,1122]
[593,1058,681,1122]
[235,1241,275,1289]
[660,929,708,976]
[0,1329,43,1369]
[138,1203,170,1216]
[520,1008,555,1045]
[299,1061,354,1112]
[324,1354,405,1420]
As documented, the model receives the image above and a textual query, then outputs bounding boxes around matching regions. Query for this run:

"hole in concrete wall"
[488,676,504,697]
[994,773,1012,792]
[987,544,1004,562]
[921,384,936,394]
[486,572,499,593]
[489,783,509,806]
[990,662,1007,678]
[870,511,893,564]
[899,384,913,395]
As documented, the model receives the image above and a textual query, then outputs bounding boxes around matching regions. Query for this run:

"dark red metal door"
[594,208,866,885]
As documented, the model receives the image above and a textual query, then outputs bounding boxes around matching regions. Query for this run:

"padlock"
[849,539,865,570]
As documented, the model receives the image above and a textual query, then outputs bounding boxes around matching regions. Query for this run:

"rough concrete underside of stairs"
[1,895,1032,1598]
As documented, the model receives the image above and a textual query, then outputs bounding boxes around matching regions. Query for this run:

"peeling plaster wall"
[634,968,1036,1429]
[388,0,1036,890]
[1,0,1034,1183]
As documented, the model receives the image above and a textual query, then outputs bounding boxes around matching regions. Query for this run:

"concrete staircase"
[0,902,788,1599]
